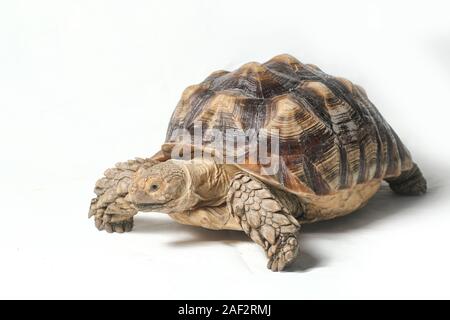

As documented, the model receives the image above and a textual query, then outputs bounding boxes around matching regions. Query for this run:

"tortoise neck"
[179,159,234,208]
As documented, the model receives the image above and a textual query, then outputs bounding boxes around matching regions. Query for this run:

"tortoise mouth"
[133,202,170,212]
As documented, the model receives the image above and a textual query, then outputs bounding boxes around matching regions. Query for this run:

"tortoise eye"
[149,184,160,192]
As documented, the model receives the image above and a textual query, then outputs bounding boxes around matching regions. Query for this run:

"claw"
[114,225,124,233]
[95,218,103,230]
[105,223,113,233]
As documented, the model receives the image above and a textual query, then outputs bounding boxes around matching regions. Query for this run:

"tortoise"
[89,54,426,271]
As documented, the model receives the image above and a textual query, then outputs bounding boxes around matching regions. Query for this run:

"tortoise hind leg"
[227,173,301,271]
[385,163,427,195]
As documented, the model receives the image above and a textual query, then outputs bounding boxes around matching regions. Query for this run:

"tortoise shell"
[160,54,413,196]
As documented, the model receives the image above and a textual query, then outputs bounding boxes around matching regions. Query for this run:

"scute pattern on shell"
[164,54,413,196]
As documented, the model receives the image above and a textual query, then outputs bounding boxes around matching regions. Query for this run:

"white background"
[1,0,449,299]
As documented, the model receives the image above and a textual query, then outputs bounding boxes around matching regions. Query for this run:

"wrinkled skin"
[128,161,188,213]
[89,158,192,233]
[89,158,302,271]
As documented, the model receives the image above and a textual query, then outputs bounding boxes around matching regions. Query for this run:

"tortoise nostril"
[149,184,160,192]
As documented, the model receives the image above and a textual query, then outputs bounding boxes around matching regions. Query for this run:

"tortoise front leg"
[227,173,301,271]
[89,158,158,233]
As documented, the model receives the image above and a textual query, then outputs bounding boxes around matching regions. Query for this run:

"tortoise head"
[128,160,190,213]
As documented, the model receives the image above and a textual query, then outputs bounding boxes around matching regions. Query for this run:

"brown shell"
[161,54,413,196]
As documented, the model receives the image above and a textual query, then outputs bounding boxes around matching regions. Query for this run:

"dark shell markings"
[164,54,412,196]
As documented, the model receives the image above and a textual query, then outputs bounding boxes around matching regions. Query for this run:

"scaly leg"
[227,173,301,271]
[385,163,427,195]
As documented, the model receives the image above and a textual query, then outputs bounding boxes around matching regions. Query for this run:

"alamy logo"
[168,122,280,175]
